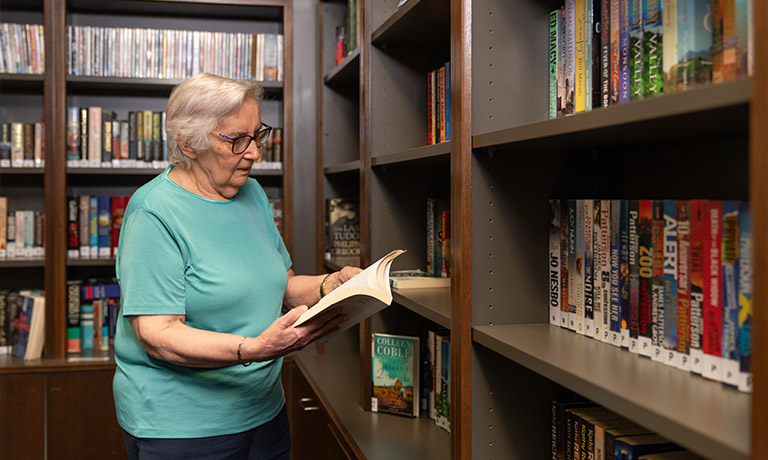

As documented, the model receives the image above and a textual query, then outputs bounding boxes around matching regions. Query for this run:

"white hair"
[165,73,264,168]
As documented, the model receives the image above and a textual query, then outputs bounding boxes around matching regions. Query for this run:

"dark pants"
[121,405,290,460]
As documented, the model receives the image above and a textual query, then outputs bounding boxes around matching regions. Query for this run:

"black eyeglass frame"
[212,123,273,155]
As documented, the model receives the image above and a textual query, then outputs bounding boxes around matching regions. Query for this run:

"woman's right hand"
[243,306,348,362]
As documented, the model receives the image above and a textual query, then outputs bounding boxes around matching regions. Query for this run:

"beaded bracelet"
[320,273,331,298]
[237,336,252,367]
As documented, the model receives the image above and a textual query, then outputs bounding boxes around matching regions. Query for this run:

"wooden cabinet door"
[47,369,127,459]
[0,373,45,459]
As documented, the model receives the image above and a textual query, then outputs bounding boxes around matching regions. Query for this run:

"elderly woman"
[113,73,359,460]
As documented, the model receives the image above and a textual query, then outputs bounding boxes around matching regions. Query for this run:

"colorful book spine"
[575,200,587,334]
[593,200,604,341]
[610,200,623,347]
[712,0,724,83]
[619,0,631,102]
[662,200,679,367]
[585,0,596,111]
[568,199,579,331]
[677,0,713,90]
[737,202,752,392]
[599,200,612,342]
[728,0,748,80]
[559,6,567,116]
[549,10,561,119]
[80,304,94,351]
[575,0,587,113]
[584,199,595,337]
[637,200,653,357]
[644,0,664,96]
[702,200,723,381]
[651,201,665,362]
[628,0,646,100]
[628,200,640,352]
[676,200,692,371]
[444,61,451,141]
[600,0,611,107]
[663,0,679,93]
[689,199,706,374]
[565,0,577,115]
[550,199,562,326]
[610,0,621,103]
[720,201,740,386]
[560,200,571,328]
[66,280,81,353]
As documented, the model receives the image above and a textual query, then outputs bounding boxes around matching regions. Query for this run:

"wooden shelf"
[324,160,360,175]
[392,286,451,329]
[0,259,45,268]
[0,73,44,92]
[473,78,751,151]
[472,323,750,460]
[0,167,45,174]
[294,346,450,460]
[67,258,115,267]
[0,352,115,374]
[370,0,449,49]
[67,0,282,20]
[66,76,284,98]
[370,142,450,167]
[324,48,360,88]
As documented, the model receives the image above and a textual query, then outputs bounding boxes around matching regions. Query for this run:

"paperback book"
[371,333,419,417]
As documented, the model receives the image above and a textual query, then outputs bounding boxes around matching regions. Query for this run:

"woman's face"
[195,98,263,200]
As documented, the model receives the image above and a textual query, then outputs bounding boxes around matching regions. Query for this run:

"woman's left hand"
[324,266,363,294]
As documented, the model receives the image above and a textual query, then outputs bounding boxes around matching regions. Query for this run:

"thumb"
[282,305,309,326]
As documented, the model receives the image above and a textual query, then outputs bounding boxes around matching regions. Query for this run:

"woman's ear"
[177,137,199,160]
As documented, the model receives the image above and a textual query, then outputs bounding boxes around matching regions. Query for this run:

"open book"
[292,249,405,335]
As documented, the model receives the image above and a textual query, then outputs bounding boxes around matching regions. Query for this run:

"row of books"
[66,279,120,354]
[548,0,751,118]
[0,23,44,74]
[335,0,361,65]
[552,400,704,460]
[0,199,44,260]
[371,330,451,433]
[0,290,45,360]
[427,197,451,278]
[0,121,45,168]
[427,62,451,145]
[548,199,753,393]
[66,195,128,260]
[67,25,284,82]
[65,107,284,167]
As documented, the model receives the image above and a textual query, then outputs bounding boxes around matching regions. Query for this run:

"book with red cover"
[702,200,723,381]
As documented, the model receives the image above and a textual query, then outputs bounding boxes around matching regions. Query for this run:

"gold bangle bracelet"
[320,273,331,297]
[237,336,252,367]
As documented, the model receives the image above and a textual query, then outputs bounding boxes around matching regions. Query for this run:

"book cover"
[600,0,610,107]
[637,200,653,357]
[560,200,571,328]
[610,200,623,347]
[585,0,596,111]
[720,201,740,386]
[87,106,102,164]
[676,201,692,371]
[427,70,434,144]
[67,106,81,160]
[7,212,15,259]
[371,333,419,417]
[325,198,360,267]
[102,110,114,163]
[663,0,679,93]
[97,196,111,259]
[111,196,128,258]
[80,304,94,351]
[440,210,451,278]
[725,0,748,80]
[559,6,567,116]
[445,60,451,141]
[711,0,724,83]
[621,200,632,348]
[651,201,665,362]
[12,293,45,360]
[550,199,562,326]
[67,196,79,259]
[629,0,646,100]
[390,270,450,289]
[438,65,446,143]
[89,196,98,258]
[662,200,679,367]
[644,0,664,96]
[0,197,6,260]
[737,201,752,392]
[143,109,153,162]
[605,424,655,459]
[677,0,713,90]
[688,200,705,374]
[436,335,450,432]
[614,434,678,459]
[702,200,722,381]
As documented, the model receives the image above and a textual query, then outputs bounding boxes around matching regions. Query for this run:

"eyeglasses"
[212,123,273,155]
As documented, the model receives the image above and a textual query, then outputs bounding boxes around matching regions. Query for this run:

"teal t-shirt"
[113,165,292,438]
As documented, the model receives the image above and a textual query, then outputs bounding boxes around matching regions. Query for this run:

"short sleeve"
[118,208,187,316]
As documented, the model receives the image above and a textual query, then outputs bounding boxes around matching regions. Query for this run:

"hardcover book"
[293,250,405,338]
[325,198,361,267]
[371,333,419,417]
